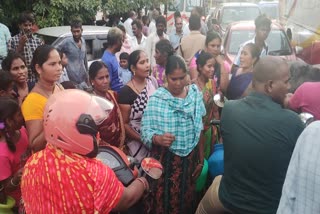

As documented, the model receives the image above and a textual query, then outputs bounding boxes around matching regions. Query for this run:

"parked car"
[211,2,261,35]
[36,25,110,65]
[258,1,279,20]
[222,21,297,68]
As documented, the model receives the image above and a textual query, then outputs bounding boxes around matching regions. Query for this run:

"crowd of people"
[0,7,319,214]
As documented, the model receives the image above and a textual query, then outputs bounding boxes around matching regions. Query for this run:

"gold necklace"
[131,79,146,94]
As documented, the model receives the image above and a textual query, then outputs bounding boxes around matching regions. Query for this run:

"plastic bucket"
[0,196,16,214]
[195,159,208,192]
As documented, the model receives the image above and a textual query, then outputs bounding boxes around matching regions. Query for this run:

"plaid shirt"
[141,84,206,157]
[277,121,320,214]
[8,33,43,83]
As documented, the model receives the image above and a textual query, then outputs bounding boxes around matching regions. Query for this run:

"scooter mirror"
[213,94,227,108]
[299,112,315,126]
[141,157,163,179]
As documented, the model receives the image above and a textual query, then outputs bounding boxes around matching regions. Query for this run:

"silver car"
[36,25,110,65]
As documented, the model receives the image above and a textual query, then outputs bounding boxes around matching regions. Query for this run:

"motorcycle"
[96,145,163,186]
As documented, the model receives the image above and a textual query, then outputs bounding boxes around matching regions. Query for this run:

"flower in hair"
[0,122,5,130]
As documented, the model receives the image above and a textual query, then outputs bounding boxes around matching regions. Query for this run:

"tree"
[102,0,173,15]
[33,0,100,27]
[0,0,100,30]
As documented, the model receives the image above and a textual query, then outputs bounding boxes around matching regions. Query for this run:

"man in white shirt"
[233,15,271,67]
[277,121,320,214]
[130,20,147,51]
[146,16,169,68]
[123,11,136,37]
[148,9,160,36]
[183,6,208,36]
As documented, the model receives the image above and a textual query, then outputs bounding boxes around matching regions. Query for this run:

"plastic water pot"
[195,159,208,192]
[208,143,224,179]
[0,196,15,214]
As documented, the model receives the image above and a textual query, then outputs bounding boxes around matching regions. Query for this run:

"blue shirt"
[118,67,132,85]
[56,37,88,84]
[169,31,183,50]
[101,51,123,92]
[0,23,11,57]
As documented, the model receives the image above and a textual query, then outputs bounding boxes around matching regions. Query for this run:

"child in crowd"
[58,50,69,84]
[118,52,132,85]
[0,97,29,212]
[0,70,16,98]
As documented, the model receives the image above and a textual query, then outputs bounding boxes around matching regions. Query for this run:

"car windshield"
[260,5,278,19]
[36,34,107,61]
[221,7,260,28]
[228,29,292,55]
[35,34,59,45]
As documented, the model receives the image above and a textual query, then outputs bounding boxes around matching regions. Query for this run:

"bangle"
[10,178,19,187]
[136,178,148,192]
[197,160,204,167]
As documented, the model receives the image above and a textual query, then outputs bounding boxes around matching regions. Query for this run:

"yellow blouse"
[21,92,47,121]
[21,84,64,121]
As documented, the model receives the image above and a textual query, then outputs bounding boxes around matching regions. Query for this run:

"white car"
[36,25,110,66]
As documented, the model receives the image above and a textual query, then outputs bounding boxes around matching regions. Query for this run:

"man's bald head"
[253,56,288,85]
[252,56,290,105]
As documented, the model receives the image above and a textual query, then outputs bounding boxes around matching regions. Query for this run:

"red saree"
[98,91,125,149]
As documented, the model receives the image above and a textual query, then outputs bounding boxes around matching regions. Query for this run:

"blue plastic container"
[208,143,224,179]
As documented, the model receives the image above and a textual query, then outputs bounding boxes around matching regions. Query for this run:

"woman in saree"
[21,45,64,152]
[88,61,125,148]
[152,39,174,86]
[189,31,230,93]
[192,52,220,159]
[141,55,206,214]
[226,43,260,100]
[118,50,158,161]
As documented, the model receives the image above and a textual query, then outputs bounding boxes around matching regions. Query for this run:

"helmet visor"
[85,95,114,126]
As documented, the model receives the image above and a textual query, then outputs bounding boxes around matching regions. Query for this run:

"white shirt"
[148,20,156,36]
[130,34,147,51]
[123,18,134,37]
[277,121,320,214]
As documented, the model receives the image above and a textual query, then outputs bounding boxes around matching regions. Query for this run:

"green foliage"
[1,0,174,30]
[1,0,100,30]
[102,0,173,15]
[33,0,100,27]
